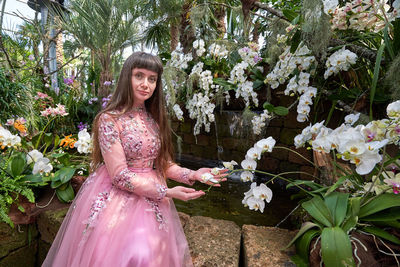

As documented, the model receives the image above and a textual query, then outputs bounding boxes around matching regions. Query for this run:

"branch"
[253,1,290,22]
[45,51,84,76]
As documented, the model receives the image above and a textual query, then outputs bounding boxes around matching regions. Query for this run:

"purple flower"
[103,81,112,86]
[101,94,112,109]
[64,77,74,86]
[253,55,262,63]
[29,55,35,61]
[88,97,98,105]
[77,122,88,131]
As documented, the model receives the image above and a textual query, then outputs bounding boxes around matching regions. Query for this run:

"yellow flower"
[59,134,77,149]
[13,121,27,134]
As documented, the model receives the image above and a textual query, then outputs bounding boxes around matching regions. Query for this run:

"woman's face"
[131,68,158,105]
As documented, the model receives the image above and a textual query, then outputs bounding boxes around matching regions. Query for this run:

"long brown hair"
[91,52,174,177]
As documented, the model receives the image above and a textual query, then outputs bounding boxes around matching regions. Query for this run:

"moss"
[385,54,400,101]
[301,0,331,60]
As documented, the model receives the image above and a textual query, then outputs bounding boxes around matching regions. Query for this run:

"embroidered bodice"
[98,107,194,201]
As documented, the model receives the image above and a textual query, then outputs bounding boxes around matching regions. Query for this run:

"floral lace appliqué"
[83,191,111,234]
[98,114,120,153]
[114,168,136,191]
[145,198,167,231]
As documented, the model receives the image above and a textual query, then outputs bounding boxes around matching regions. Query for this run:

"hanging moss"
[301,0,331,60]
[190,3,210,30]
[163,66,188,107]
[385,54,400,101]
[262,18,289,67]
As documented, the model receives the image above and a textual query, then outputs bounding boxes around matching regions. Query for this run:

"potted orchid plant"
[0,103,92,227]
[226,100,400,266]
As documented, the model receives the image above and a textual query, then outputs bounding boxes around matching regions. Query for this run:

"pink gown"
[42,107,194,267]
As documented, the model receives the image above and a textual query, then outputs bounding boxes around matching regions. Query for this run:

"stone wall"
[171,105,314,180]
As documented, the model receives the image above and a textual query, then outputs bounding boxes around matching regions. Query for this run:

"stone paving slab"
[184,215,241,267]
[242,225,296,267]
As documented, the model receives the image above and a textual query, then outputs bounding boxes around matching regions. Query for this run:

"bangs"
[129,52,163,75]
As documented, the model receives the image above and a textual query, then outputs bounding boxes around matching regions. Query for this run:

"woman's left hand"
[192,167,229,187]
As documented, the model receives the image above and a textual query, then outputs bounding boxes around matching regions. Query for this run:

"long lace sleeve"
[98,113,167,200]
[165,163,195,185]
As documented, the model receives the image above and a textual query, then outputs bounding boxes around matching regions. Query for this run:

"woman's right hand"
[166,186,205,201]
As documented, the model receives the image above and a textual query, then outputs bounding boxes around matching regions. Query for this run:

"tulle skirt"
[42,165,193,267]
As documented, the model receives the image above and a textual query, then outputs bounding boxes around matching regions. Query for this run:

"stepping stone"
[242,225,296,267]
[184,216,241,267]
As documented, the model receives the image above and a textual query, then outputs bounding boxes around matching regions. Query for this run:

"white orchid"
[246,147,262,160]
[387,100,400,119]
[74,129,92,154]
[201,172,218,183]
[246,197,265,213]
[211,167,224,175]
[27,149,44,164]
[256,137,276,153]
[240,171,254,182]
[222,160,238,170]
[253,183,273,203]
[32,157,53,175]
[344,113,360,125]
[241,158,257,170]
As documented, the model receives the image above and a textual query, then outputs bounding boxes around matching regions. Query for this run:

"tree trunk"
[241,0,256,40]
[215,6,226,38]
[179,0,195,54]
[98,49,113,98]
[252,20,260,44]
[170,21,179,52]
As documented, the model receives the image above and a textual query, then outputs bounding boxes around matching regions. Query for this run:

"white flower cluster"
[324,47,358,79]
[265,44,315,89]
[242,182,273,213]
[228,61,258,107]
[173,104,184,121]
[27,149,53,175]
[193,39,206,57]
[238,46,262,67]
[285,72,318,122]
[240,137,276,182]
[74,129,92,154]
[169,44,193,69]
[251,110,272,135]
[330,0,397,32]
[199,70,214,93]
[190,62,204,76]
[186,92,215,135]
[294,101,400,175]
[208,43,228,58]
[0,125,21,148]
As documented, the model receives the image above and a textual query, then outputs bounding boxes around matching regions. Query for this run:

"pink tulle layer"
[42,165,193,267]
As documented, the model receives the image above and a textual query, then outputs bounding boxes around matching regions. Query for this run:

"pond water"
[170,156,299,229]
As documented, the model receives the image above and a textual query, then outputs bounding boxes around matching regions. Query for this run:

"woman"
[43,52,226,267]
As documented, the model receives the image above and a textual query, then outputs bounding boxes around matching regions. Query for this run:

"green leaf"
[361,207,400,221]
[56,183,75,203]
[10,153,26,177]
[362,226,400,245]
[287,180,324,191]
[18,205,25,213]
[321,227,355,267]
[324,176,347,196]
[282,9,298,22]
[341,216,358,233]
[369,43,385,120]
[263,101,274,111]
[324,192,349,226]
[384,24,394,60]
[290,254,309,267]
[302,196,334,227]
[290,30,301,54]
[359,194,400,218]
[44,133,53,147]
[285,221,320,249]
[54,134,60,147]
[295,229,320,264]
[273,106,289,116]
[349,197,361,218]
[253,80,264,90]
[20,174,43,183]
[55,167,76,184]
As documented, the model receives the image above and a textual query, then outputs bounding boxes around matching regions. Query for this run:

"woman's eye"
[135,73,143,79]
[149,77,157,83]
